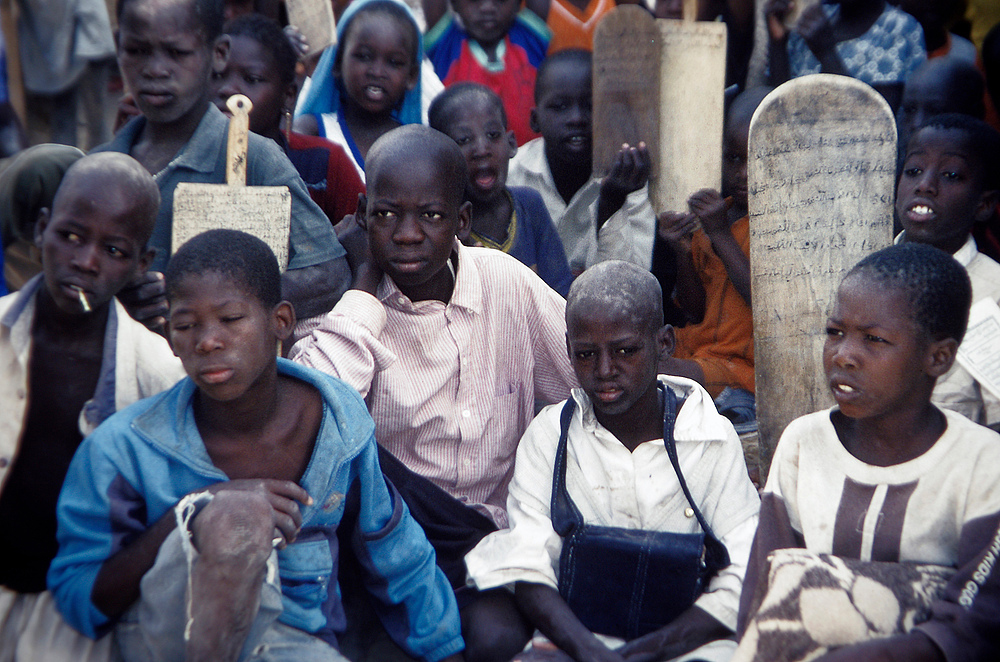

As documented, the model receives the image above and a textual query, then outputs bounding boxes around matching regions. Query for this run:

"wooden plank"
[592,6,659,180]
[748,74,895,479]
[285,0,338,57]
[655,18,726,213]
[172,95,291,269]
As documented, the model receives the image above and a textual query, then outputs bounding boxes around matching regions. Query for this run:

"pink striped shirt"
[290,242,577,527]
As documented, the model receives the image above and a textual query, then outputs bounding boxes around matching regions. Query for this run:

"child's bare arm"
[689,189,751,307]
[90,480,310,621]
[795,3,847,76]
[514,581,626,662]
[615,606,732,662]
[765,0,792,84]
[597,143,650,232]
[657,211,705,323]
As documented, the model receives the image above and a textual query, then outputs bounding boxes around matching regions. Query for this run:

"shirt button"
[463,458,472,467]
[684,508,695,518]
[397,296,405,305]
[462,410,471,418]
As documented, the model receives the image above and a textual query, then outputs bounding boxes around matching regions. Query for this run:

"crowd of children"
[0,0,999,660]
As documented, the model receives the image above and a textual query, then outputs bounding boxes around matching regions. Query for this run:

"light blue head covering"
[295,0,424,126]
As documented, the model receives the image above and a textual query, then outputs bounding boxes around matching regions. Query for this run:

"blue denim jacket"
[48,359,464,662]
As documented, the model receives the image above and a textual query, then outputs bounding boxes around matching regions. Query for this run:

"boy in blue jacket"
[48,229,464,662]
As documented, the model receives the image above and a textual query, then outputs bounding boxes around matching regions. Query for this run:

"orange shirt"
[545,0,615,53]
[674,215,754,396]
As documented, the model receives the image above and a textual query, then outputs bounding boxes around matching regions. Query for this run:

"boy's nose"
[142,51,171,78]
[914,168,938,195]
[217,78,240,101]
[595,351,616,378]
[194,325,225,353]
[392,215,424,243]
[71,243,101,274]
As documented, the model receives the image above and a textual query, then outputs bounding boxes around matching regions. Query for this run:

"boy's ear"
[925,336,958,379]
[456,200,472,239]
[133,247,156,281]
[529,108,540,135]
[506,130,517,159]
[656,324,676,361]
[284,82,299,116]
[974,188,999,224]
[34,208,50,249]
[271,300,297,343]
[355,194,369,230]
[212,35,230,74]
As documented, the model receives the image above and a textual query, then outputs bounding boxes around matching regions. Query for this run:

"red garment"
[286,132,366,225]
[441,39,541,146]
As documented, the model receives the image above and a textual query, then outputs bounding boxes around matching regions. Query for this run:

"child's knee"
[192,491,274,563]
[461,590,532,662]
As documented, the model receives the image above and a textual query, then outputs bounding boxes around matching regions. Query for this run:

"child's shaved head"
[117,0,225,43]
[366,125,468,206]
[54,152,161,247]
[567,260,664,335]
[429,82,508,133]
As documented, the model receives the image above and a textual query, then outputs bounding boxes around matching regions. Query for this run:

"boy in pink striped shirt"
[291,125,577,662]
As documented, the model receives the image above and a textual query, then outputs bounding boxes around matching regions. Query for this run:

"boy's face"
[530,60,592,171]
[896,126,995,254]
[451,0,520,49]
[338,12,418,118]
[360,154,472,302]
[117,0,228,127]
[441,97,517,205]
[823,276,942,422]
[567,304,670,422]
[35,174,152,315]
[168,270,292,403]
[212,35,291,137]
[722,118,750,210]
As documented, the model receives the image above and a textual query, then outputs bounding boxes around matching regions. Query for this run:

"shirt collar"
[894,231,977,268]
[376,240,484,314]
[109,105,224,176]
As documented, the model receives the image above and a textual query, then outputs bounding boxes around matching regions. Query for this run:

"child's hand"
[284,25,310,59]
[796,2,836,56]
[765,0,793,41]
[657,211,699,254]
[335,213,383,295]
[603,142,651,198]
[687,188,731,236]
[118,270,168,333]
[203,479,313,548]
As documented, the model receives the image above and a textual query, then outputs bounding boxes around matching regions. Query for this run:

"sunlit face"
[896,126,993,254]
[36,173,151,315]
[338,11,418,118]
[451,0,520,49]
[168,271,282,403]
[722,118,750,209]
[531,59,592,171]
[567,304,668,424]
[212,34,289,138]
[117,0,227,127]
[823,276,934,422]
[361,153,471,302]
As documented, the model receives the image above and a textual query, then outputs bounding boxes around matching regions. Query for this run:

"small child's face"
[168,271,289,403]
[897,73,953,150]
[722,118,750,209]
[823,276,932,422]
[441,97,516,205]
[338,11,418,117]
[896,126,993,254]
[117,0,228,127]
[531,60,592,170]
[451,0,520,48]
[35,175,152,315]
[361,155,471,301]
[567,305,667,421]
[212,34,290,137]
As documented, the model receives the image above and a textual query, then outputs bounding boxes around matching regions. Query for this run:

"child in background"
[49,229,464,662]
[213,14,366,225]
[0,153,183,661]
[896,113,1000,428]
[97,0,349,323]
[429,83,572,295]
[896,58,985,167]
[765,0,925,112]
[466,260,759,662]
[293,0,425,179]
[291,125,577,662]
[423,0,550,146]
[738,243,1000,661]
[508,49,655,275]
[658,87,769,414]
